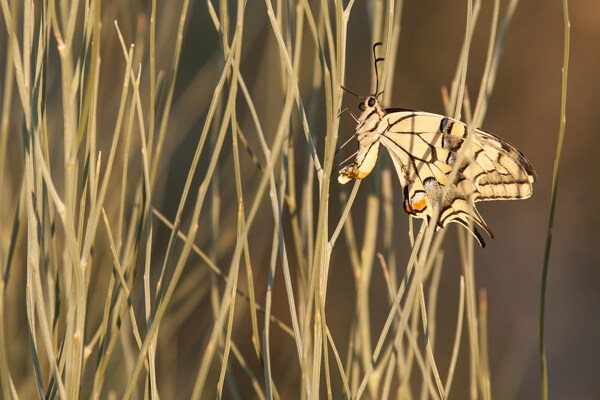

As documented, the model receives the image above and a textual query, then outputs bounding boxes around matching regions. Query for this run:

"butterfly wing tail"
[435,190,494,247]
[445,206,494,247]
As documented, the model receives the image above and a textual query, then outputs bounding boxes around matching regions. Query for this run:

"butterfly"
[338,44,536,247]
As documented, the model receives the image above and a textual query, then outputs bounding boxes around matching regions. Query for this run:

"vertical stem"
[540,1,569,399]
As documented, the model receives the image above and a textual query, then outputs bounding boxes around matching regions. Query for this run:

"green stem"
[540,1,569,399]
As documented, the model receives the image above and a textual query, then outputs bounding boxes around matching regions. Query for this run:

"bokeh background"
[0,0,598,398]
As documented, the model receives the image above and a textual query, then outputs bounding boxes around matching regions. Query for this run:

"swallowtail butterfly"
[338,43,536,247]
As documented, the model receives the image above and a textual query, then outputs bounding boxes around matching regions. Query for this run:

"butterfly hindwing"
[379,116,492,246]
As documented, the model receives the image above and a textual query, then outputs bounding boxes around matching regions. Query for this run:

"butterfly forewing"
[338,96,536,246]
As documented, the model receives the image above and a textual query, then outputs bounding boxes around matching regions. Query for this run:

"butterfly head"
[359,96,381,112]
[358,96,379,111]
[356,95,386,129]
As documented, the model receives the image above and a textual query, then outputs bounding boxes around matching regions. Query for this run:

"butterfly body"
[339,95,536,246]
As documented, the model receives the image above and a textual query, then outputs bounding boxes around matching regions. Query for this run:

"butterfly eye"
[367,97,376,107]
[359,102,366,111]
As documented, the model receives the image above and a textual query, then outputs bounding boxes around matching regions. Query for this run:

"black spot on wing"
[439,117,454,134]
[429,145,438,162]
[442,134,462,153]
[446,151,456,165]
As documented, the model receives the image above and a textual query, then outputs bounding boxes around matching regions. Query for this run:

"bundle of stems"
[0,0,564,398]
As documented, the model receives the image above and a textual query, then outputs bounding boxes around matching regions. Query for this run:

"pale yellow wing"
[337,95,536,247]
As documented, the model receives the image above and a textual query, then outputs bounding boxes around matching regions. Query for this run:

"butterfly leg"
[333,150,358,177]
[338,107,360,122]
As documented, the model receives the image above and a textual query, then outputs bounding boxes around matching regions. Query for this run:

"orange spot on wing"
[412,196,428,212]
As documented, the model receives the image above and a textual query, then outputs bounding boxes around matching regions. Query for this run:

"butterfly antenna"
[340,85,364,99]
[372,42,385,96]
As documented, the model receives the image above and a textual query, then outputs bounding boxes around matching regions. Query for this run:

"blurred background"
[0,0,598,398]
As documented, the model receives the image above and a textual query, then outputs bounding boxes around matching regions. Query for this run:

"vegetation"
[0,0,568,398]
